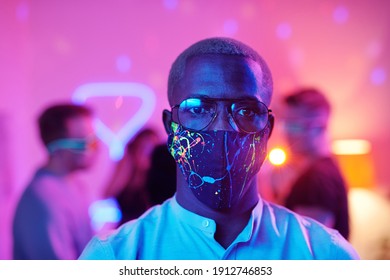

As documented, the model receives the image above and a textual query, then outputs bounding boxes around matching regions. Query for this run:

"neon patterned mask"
[168,122,269,209]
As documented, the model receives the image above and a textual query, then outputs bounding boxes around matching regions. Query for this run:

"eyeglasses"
[47,136,99,154]
[171,97,272,133]
[282,120,325,134]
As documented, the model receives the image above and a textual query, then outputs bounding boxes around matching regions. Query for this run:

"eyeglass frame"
[171,97,273,133]
[46,136,99,154]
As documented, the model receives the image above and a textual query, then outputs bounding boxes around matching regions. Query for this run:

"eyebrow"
[185,95,261,102]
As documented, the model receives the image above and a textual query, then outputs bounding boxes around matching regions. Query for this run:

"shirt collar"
[170,195,264,239]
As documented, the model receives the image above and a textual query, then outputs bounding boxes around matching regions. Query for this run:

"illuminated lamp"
[332,139,375,188]
[269,147,287,166]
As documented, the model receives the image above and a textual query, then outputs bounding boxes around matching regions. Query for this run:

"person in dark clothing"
[104,128,159,225]
[284,157,350,239]
[281,88,350,240]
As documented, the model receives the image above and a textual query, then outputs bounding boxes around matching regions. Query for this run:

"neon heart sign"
[72,82,156,161]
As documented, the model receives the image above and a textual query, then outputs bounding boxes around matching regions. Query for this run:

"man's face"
[61,115,98,171]
[168,54,271,209]
[171,54,268,118]
[282,106,328,155]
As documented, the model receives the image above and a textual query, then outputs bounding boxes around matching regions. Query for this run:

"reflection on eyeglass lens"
[174,98,271,133]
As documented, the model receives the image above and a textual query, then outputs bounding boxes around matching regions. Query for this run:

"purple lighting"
[370,67,387,85]
[223,19,239,36]
[276,22,292,40]
[16,2,29,22]
[163,0,179,10]
[116,55,132,73]
[333,6,349,24]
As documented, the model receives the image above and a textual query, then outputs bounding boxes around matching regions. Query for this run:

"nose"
[206,104,237,131]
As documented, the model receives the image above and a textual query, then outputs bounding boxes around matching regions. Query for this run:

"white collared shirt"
[79,196,359,260]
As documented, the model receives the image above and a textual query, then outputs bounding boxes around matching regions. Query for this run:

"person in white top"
[79,37,359,260]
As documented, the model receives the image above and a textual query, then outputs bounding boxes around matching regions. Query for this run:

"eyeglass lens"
[176,98,269,132]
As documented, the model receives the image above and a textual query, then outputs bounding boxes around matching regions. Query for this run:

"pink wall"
[1,0,389,259]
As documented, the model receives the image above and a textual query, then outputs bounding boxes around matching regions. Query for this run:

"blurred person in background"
[104,128,159,225]
[13,103,98,259]
[277,88,350,240]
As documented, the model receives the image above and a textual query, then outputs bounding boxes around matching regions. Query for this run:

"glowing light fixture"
[72,82,156,161]
[332,139,372,155]
[269,148,287,166]
[332,139,375,188]
[89,198,122,232]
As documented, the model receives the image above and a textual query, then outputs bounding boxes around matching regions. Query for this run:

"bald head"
[167,37,273,106]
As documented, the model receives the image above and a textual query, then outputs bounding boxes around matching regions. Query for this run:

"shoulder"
[261,201,359,259]
[18,171,75,213]
[79,199,172,260]
[20,171,65,199]
[14,175,48,217]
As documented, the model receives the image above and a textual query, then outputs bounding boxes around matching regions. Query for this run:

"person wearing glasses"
[278,88,350,240]
[79,37,359,259]
[13,103,98,259]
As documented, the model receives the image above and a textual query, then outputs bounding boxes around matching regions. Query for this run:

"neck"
[294,137,331,168]
[306,146,331,163]
[176,172,259,248]
[213,207,253,248]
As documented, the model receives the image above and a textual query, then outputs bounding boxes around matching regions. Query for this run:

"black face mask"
[168,122,269,209]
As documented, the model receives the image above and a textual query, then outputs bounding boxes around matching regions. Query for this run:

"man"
[13,103,98,259]
[79,37,358,259]
[280,88,350,240]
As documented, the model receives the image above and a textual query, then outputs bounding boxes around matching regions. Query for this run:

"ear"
[267,114,274,139]
[162,109,173,134]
